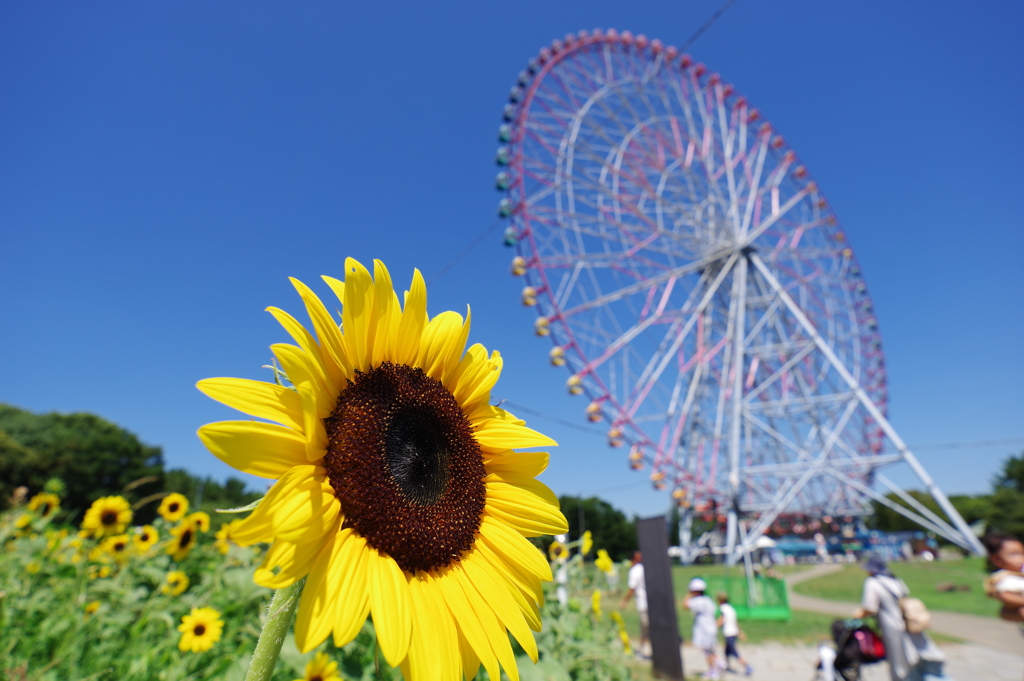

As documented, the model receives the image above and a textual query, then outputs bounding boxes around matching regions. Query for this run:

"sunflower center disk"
[323,361,486,574]
[101,511,118,525]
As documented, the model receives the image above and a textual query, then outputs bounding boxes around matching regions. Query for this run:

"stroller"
[827,619,886,681]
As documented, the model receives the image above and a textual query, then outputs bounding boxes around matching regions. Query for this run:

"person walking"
[852,553,950,681]
[620,551,650,658]
[716,592,753,676]
[685,578,721,680]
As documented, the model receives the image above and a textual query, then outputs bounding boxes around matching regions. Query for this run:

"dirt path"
[784,563,1024,654]
[680,640,1024,681]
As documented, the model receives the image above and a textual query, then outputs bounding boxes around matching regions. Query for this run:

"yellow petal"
[254,537,322,589]
[196,378,304,432]
[451,347,502,413]
[406,574,459,681]
[342,258,375,373]
[229,465,314,546]
[368,551,412,667]
[393,269,427,366]
[268,471,338,544]
[436,567,500,681]
[473,419,557,452]
[369,260,397,367]
[451,565,519,681]
[289,277,350,385]
[332,532,371,647]
[321,275,345,308]
[272,344,330,462]
[293,520,346,652]
[462,550,538,662]
[266,307,339,396]
[484,451,549,479]
[457,626,481,681]
[197,421,306,479]
[486,481,568,537]
[475,538,544,612]
[478,516,552,582]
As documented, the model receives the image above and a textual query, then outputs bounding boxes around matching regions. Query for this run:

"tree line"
[0,403,260,522]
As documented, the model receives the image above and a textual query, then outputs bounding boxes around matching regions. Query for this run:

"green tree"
[0,404,163,517]
[553,495,637,561]
[987,450,1024,539]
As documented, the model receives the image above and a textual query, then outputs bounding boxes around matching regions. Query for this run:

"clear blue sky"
[1,1,1021,517]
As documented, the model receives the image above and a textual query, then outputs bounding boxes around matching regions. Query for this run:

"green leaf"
[214,497,262,514]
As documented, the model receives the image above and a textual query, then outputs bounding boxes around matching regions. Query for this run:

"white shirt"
[627,563,647,612]
[719,602,739,637]
[995,572,1024,594]
[687,595,719,648]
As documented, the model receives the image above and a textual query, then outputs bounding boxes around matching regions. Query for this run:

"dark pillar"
[636,515,685,680]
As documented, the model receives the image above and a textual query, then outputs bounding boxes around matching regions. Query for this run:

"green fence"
[699,575,791,621]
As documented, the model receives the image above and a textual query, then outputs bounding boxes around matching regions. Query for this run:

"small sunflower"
[186,511,210,533]
[162,570,190,595]
[581,530,593,556]
[549,540,570,562]
[214,519,241,555]
[26,560,42,574]
[88,564,111,580]
[134,525,159,552]
[197,259,567,681]
[610,612,632,655]
[177,607,224,653]
[294,652,341,681]
[84,601,101,618]
[591,590,602,619]
[81,496,133,538]
[158,493,190,522]
[28,492,61,518]
[101,534,132,563]
[167,523,196,561]
[595,549,615,575]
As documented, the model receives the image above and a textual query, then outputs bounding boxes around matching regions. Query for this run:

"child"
[812,637,838,681]
[982,530,1024,622]
[684,578,720,680]
[715,592,752,676]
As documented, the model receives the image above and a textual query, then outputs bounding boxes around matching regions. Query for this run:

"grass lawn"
[793,557,998,618]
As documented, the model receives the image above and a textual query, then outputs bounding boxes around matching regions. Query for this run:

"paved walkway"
[783,563,1024,654]
[681,640,1024,681]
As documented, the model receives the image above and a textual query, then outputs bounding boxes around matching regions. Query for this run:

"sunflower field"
[1,484,636,681]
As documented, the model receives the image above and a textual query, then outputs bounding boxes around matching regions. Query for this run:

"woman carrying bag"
[852,553,951,681]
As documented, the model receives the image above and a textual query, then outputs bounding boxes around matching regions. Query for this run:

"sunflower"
[610,611,632,655]
[294,652,341,681]
[177,607,224,653]
[162,570,190,595]
[591,590,602,619]
[167,523,196,561]
[581,530,593,556]
[100,534,132,563]
[134,525,159,552]
[26,560,41,574]
[186,511,210,532]
[84,601,101,618]
[548,541,569,562]
[28,492,61,518]
[214,519,241,555]
[81,496,133,538]
[196,259,567,681]
[595,549,615,576]
[158,493,189,522]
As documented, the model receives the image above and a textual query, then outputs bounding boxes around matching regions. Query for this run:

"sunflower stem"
[245,578,305,681]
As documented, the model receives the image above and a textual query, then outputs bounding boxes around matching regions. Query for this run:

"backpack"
[880,578,931,634]
[852,627,886,663]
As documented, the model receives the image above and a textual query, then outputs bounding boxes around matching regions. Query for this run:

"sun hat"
[689,577,707,592]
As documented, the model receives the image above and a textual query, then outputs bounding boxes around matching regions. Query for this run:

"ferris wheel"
[492,29,983,558]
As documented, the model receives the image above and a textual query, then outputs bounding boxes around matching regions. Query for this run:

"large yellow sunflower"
[197,259,567,681]
[81,496,132,538]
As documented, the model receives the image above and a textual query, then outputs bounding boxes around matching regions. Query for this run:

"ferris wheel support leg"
[679,507,695,564]
[748,254,986,555]
[726,257,749,566]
